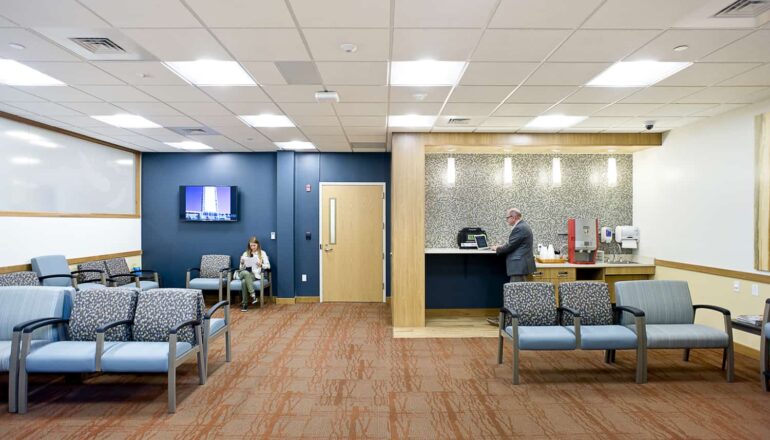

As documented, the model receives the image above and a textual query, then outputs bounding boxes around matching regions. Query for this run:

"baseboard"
[735,341,760,360]
[426,308,498,318]
[274,297,296,305]
[296,296,320,303]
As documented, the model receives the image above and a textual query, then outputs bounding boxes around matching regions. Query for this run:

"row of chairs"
[185,254,272,306]
[498,280,734,384]
[1,286,231,414]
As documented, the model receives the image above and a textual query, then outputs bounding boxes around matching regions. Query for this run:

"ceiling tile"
[0,28,79,61]
[333,86,388,102]
[490,0,602,28]
[79,0,201,27]
[113,101,185,116]
[549,30,660,62]
[590,103,663,117]
[472,30,570,61]
[262,85,319,103]
[720,64,770,86]
[280,103,336,116]
[676,86,768,104]
[392,29,482,60]
[74,85,156,102]
[627,29,751,62]
[199,86,271,103]
[525,63,611,86]
[303,29,389,61]
[189,115,246,128]
[0,16,17,26]
[316,62,387,85]
[389,86,451,103]
[170,102,231,116]
[220,102,281,115]
[348,135,385,142]
[60,102,124,114]
[147,115,199,126]
[394,0,498,28]
[449,86,513,103]
[130,127,186,141]
[506,86,576,103]
[343,126,387,135]
[583,0,704,29]
[571,117,630,128]
[334,102,387,116]
[563,87,639,103]
[0,0,107,27]
[0,86,46,102]
[480,116,532,127]
[86,126,136,136]
[493,103,552,116]
[48,115,112,127]
[10,101,84,116]
[186,135,242,149]
[441,103,497,115]
[307,135,349,145]
[301,125,345,136]
[291,116,340,126]
[185,0,294,27]
[690,103,745,117]
[644,103,718,116]
[620,86,702,104]
[702,31,770,62]
[122,28,231,60]
[240,63,288,85]
[136,85,213,102]
[543,103,606,115]
[388,102,443,114]
[258,127,306,142]
[91,61,188,85]
[289,0,390,28]
[16,86,101,102]
[460,62,537,86]
[317,144,352,152]
[657,62,760,86]
[434,116,484,126]
[23,62,123,85]
[340,116,386,127]
[212,29,310,61]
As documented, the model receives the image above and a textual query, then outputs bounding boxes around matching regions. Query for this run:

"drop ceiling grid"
[0,0,766,152]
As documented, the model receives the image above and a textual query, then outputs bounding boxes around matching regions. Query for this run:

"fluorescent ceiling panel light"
[587,61,692,87]
[91,114,160,128]
[11,156,40,165]
[390,60,466,86]
[163,60,255,86]
[503,157,512,185]
[165,141,213,150]
[525,115,586,129]
[0,60,64,86]
[388,114,437,128]
[30,139,58,148]
[238,114,294,128]
[274,141,316,151]
[447,157,456,186]
[607,157,617,186]
[5,130,40,141]
[552,157,561,187]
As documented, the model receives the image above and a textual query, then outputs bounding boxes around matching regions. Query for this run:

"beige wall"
[655,266,769,353]
[67,256,142,273]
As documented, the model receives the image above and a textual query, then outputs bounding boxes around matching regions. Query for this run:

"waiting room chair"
[31,255,107,290]
[103,257,160,291]
[559,281,647,383]
[202,299,231,375]
[1,285,73,413]
[226,268,272,307]
[761,298,770,391]
[615,280,734,382]
[497,282,580,384]
[186,255,230,301]
[0,271,41,287]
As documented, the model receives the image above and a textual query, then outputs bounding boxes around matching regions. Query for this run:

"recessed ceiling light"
[340,43,358,53]
[11,157,40,165]
[274,141,316,151]
[390,60,466,86]
[0,60,64,86]
[30,139,58,148]
[526,115,587,129]
[238,114,294,128]
[91,114,161,128]
[388,114,437,127]
[412,93,428,101]
[8,42,25,50]
[163,60,256,86]
[587,61,692,87]
[138,73,152,79]
[673,45,689,52]
[164,141,213,150]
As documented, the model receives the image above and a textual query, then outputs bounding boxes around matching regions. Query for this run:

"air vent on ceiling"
[351,142,386,152]
[447,117,471,125]
[275,61,323,85]
[167,127,220,136]
[69,37,126,54]
[713,0,770,17]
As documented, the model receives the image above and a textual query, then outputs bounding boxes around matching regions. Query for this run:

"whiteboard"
[0,115,137,216]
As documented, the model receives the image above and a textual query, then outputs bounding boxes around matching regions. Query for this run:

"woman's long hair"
[245,236,261,257]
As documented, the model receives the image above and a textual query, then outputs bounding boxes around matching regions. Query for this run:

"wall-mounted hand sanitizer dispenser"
[600,227,613,243]
[615,226,640,249]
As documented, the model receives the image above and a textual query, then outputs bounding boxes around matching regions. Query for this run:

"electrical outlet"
[752,283,759,297]
[301,274,307,282]
[732,281,740,293]
[271,232,276,240]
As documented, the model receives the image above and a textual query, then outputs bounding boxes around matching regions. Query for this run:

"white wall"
[634,97,770,273]
[0,217,141,267]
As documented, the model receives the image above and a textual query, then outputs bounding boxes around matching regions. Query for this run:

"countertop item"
[424,248,655,268]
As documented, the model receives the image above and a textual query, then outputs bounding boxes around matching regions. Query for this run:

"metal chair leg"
[497,334,503,364]
[726,344,735,383]
[682,348,690,362]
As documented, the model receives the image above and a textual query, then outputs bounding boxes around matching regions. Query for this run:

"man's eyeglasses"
[505,215,514,219]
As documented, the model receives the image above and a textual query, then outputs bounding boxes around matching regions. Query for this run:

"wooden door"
[321,184,384,302]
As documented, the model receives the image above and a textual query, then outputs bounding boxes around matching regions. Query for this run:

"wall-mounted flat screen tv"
[180,185,239,222]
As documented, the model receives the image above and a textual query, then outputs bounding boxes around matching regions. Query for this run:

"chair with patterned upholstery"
[615,280,734,382]
[0,271,41,287]
[761,298,770,391]
[103,257,160,291]
[16,288,137,413]
[227,268,272,308]
[98,288,206,413]
[497,282,581,384]
[31,255,107,290]
[186,255,230,301]
[203,298,231,375]
[1,285,73,413]
[559,282,647,383]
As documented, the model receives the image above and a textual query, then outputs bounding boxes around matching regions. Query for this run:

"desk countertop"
[424,248,655,268]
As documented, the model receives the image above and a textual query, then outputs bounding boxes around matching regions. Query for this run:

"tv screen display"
[180,185,238,222]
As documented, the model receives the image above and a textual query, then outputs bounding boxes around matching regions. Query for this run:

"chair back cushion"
[68,289,138,341]
[200,254,230,279]
[77,260,107,283]
[559,282,612,326]
[133,288,201,344]
[31,255,71,287]
[0,271,40,287]
[105,258,133,286]
[615,280,694,325]
[0,286,73,341]
[503,282,557,326]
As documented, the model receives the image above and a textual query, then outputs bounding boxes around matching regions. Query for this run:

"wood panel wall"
[756,113,770,271]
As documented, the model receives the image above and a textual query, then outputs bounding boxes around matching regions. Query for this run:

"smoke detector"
[315,90,340,103]
[340,43,358,53]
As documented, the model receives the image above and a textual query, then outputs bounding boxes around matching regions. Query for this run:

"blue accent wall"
[141,153,277,289]
[275,151,295,298]
[294,153,320,297]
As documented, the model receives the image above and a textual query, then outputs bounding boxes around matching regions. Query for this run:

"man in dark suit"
[488,208,536,325]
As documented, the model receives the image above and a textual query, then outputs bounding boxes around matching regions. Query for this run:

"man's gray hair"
[507,208,522,219]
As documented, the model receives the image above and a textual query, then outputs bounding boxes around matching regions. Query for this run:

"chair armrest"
[96,319,134,334]
[71,269,104,275]
[169,319,201,335]
[131,269,157,275]
[21,318,69,334]
[187,268,201,275]
[499,306,519,319]
[38,274,75,282]
[557,306,581,319]
[613,305,645,317]
[13,317,63,332]
[109,273,139,280]
[693,304,731,316]
[205,300,230,319]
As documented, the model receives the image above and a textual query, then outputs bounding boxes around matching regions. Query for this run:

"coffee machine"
[567,218,598,264]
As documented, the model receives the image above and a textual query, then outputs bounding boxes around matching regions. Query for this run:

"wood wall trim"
[735,341,759,360]
[425,145,650,154]
[397,132,662,148]
[426,308,498,318]
[275,297,296,305]
[0,212,140,219]
[756,113,770,271]
[296,296,320,303]
[655,259,770,284]
[0,250,143,274]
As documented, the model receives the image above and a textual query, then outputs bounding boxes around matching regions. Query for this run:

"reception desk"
[425,248,655,310]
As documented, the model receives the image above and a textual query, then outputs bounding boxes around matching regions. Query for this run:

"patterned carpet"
[2,302,769,439]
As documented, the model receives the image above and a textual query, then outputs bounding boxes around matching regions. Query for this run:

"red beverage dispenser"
[567,218,598,264]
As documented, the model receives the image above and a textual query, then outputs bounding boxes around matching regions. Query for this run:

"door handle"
[323,244,334,252]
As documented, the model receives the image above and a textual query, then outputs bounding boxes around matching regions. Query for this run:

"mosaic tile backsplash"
[425,153,633,254]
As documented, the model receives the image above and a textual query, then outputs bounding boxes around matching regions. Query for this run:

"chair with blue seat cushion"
[0,271,41,287]
[227,268,272,307]
[559,282,647,383]
[615,280,734,382]
[497,282,580,384]
[202,299,231,375]
[32,255,107,290]
[0,285,73,413]
[761,298,769,391]
[99,288,206,413]
[186,255,230,301]
[16,288,137,413]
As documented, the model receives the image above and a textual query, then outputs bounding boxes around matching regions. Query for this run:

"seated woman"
[237,236,271,311]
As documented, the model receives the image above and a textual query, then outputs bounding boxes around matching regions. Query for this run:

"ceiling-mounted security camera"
[645,120,655,131]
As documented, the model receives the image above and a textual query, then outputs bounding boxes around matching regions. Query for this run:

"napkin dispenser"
[615,225,640,249]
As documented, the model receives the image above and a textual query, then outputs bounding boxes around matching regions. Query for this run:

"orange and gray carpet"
[1,303,769,439]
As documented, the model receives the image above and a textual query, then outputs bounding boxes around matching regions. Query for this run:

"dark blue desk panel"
[425,253,509,309]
